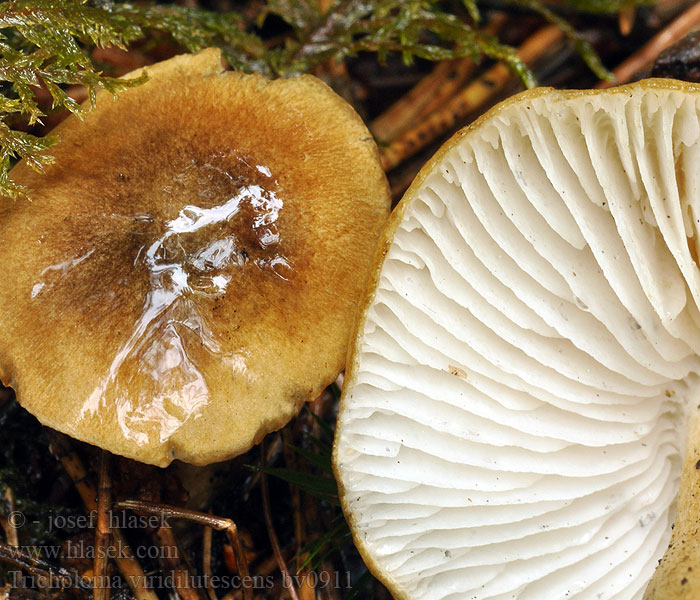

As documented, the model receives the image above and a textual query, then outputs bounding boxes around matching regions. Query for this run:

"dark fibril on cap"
[0,48,391,467]
[333,80,700,600]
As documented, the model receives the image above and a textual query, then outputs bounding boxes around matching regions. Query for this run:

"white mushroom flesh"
[335,87,700,600]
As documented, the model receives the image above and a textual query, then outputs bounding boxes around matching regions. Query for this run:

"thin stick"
[282,430,304,564]
[43,430,158,600]
[319,562,342,600]
[371,13,507,143]
[43,431,94,507]
[114,500,252,600]
[380,25,564,171]
[388,154,430,202]
[372,60,462,143]
[251,546,294,577]
[202,525,217,600]
[151,524,204,600]
[2,488,19,547]
[260,440,300,600]
[597,1,700,88]
[91,47,150,75]
[93,451,111,600]
[0,540,92,593]
[282,431,315,600]
[3,589,64,600]
[244,434,282,497]
[619,4,636,36]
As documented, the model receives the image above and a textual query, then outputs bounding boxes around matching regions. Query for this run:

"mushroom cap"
[0,49,390,467]
[333,80,700,600]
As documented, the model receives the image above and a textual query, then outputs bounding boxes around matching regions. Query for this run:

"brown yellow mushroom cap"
[0,48,390,467]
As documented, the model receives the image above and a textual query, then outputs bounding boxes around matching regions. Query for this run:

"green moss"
[0,0,652,198]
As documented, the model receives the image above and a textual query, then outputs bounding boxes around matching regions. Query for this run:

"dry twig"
[597,0,700,88]
[388,154,430,202]
[619,5,636,36]
[380,25,564,171]
[1,489,19,547]
[260,439,300,600]
[244,435,283,498]
[93,451,112,600]
[43,430,157,600]
[114,500,253,600]
[281,431,315,600]
[152,524,204,600]
[282,430,304,563]
[202,524,217,600]
[0,540,92,594]
[92,47,151,75]
[371,13,507,143]
[0,387,11,408]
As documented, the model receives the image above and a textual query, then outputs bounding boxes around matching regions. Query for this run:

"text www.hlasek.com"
[3,511,353,591]
[4,540,178,562]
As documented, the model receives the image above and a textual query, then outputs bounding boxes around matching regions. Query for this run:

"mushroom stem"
[379,24,564,171]
[43,430,157,600]
[93,450,111,600]
[114,500,253,600]
[644,405,700,599]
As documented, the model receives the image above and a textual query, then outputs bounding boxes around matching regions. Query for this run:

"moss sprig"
[264,1,535,86]
[0,0,654,198]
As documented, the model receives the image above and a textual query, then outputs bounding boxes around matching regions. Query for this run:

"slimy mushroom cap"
[0,49,390,467]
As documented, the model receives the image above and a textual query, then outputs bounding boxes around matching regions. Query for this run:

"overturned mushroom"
[0,48,390,467]
[333,80,700,599]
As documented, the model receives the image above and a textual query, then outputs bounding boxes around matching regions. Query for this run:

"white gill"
[335,86,700,600]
